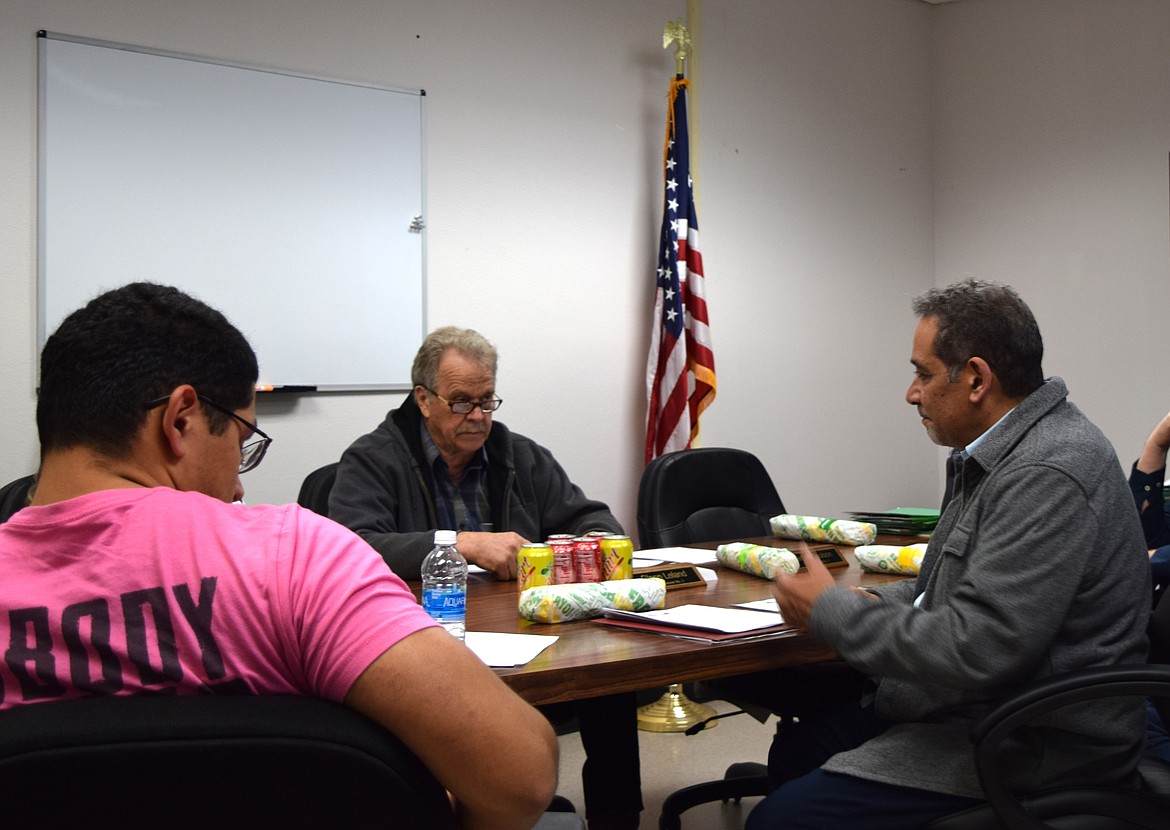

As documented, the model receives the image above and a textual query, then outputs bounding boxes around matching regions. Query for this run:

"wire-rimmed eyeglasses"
[421,386,503,415]
[145,394,273,473]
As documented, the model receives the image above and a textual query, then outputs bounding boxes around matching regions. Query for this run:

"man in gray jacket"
[330,326,640,830]
[750,280,1150,829]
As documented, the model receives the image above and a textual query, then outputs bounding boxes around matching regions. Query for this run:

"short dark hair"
[37,282,258,457]
[911,279,1044,399]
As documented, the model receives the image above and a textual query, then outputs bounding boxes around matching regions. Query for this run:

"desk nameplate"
[803,545,849,570]
[633,563,706,590]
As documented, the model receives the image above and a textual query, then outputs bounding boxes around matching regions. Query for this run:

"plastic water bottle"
[421,530,467,641]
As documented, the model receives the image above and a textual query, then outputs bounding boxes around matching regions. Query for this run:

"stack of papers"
[594,604,793,643]
[846,507,939,535]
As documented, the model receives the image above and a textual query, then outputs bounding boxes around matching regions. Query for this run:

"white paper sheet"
[734,598,781,614]
[464,631,559,667]
[603,604,785,634]
[634,546,719,565]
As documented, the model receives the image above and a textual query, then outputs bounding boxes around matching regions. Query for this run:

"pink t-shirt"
[0,488,437,710]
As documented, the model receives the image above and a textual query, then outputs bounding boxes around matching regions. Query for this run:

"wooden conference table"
[439,535,919,707]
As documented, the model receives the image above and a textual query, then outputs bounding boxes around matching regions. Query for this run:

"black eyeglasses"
[422,386,503,415]
[145,394,273,473]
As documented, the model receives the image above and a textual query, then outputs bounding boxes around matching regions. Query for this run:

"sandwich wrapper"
[770,513,877,547]
[854,543,928,576]
[518,578,667,623]
[716,542,799,579]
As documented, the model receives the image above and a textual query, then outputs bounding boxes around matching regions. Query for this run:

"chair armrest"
[970,664,1170,830]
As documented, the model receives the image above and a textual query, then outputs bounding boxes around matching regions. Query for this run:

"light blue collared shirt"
[914,406,1017,608]
[957,406,1015,461]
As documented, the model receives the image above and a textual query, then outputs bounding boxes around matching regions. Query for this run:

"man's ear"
[414,385,430,417]
[159,385,201,460]
[966,357,993,403]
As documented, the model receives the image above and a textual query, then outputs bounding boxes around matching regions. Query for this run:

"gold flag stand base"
[637,683,717,733]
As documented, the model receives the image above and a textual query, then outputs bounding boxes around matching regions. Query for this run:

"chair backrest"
[297,462,339,517]
[637,447,785,548]
[0,694,456,828]
[927,565,1170,829]
[0,474,36,524]
[1150,593,1170,733]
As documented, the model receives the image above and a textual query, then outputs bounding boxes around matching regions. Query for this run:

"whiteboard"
[37,32,425,390]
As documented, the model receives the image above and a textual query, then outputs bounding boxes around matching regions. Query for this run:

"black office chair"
[637,448,790,829]
[637,447,784,548]
[0,473,36,523]
[0,694,457,828]
[297,461,339,516]
[927,595,1170,830]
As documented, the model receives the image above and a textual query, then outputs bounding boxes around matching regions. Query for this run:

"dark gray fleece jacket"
[328,395,622,578]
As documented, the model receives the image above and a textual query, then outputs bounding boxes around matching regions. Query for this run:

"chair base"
[657,764,769,830]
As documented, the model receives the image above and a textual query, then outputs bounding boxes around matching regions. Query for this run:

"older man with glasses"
[330,325,643,830]
[330,325,622,580]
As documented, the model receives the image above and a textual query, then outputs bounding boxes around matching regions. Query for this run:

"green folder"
[846,507,940,535]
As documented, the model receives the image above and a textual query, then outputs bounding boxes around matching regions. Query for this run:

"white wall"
[695,0,937,517]
[2,0,952,540]
[932,0,1170,470]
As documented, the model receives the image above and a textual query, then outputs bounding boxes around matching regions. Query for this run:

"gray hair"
[411,326,498,389]
[911,279,1044,399]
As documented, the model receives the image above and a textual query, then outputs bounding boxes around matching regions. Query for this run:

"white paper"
[734,598,781,615]
[634,546,719,565]
[603,604,786,634]
[464,631,558,667]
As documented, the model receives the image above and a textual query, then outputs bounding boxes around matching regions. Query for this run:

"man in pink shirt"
[0,282,557,830]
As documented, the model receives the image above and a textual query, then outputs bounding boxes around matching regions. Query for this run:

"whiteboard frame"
[37,31,427,392]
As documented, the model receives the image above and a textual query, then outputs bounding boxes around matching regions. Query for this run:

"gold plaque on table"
[633,564,706,590]
[803,545,849,570]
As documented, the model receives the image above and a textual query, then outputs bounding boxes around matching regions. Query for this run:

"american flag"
[645,77,716,463]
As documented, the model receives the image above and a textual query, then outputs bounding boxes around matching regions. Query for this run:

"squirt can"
[517,542,553,591]
[600,534,634,580]
[571,536,603,583]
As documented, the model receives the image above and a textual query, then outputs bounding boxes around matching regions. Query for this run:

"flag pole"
[638,17,719,733]
[644,15,716,464]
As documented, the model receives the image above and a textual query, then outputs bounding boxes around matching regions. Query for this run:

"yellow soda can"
[517,543,553,591]
[600,534,634,581]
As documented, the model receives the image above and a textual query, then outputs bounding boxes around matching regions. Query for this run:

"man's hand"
[454,531,526,580]
[770,547,836,631]
[1137,410,1170,474]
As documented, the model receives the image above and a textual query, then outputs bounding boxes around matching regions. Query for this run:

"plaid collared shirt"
[420,422,493,532]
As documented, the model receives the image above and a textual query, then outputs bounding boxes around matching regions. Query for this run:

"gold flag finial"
[663,18,691,77]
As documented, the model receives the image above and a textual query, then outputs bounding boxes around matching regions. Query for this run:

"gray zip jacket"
[813,377,1150,797]
[328,395,622,578]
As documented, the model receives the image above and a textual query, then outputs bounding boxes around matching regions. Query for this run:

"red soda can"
[550,538,576,584]
[571,536,603,583]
